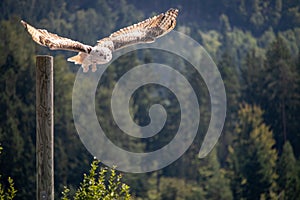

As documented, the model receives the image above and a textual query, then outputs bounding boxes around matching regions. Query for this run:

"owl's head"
[90,46,112,64]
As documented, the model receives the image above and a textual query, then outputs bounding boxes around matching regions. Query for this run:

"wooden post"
[36,55,54,200]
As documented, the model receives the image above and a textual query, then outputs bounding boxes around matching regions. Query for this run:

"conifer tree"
[0,18,36,199]
[218,52,241,157]
[198,149,232,200]
[228,104,278,200]
[277,141,300,200]
[263,36,298,148]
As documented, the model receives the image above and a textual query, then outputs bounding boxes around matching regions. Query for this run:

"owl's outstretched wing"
[21,20,92,53]
[97,8,179,51]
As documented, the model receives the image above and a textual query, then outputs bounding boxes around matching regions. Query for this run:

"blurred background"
[0,0,299,199]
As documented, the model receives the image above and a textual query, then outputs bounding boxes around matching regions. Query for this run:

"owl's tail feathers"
[67,52,87,65]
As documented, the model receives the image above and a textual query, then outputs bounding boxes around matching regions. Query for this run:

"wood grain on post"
[36,55,54,200]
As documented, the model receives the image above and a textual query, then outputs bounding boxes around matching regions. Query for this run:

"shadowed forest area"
[0,0,300,199]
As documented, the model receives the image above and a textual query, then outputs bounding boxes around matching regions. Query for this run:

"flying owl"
[21,8,178,72]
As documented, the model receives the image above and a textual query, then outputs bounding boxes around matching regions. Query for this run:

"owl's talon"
[92,64,97,72]
[82,65,89,73]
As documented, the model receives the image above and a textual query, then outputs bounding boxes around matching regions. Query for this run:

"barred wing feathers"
[97,8,178,51]
[20,20,92,53]
[21,8,178,69]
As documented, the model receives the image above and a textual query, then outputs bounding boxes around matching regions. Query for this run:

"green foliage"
[241,47,265,105]
[228,104,278,200]
[0,146,17,200]
[241,35,300,153]
[262,36,298,147]
[218,52,241,121]
[0,1,300,200]
[198,149,232,200]
[157,177,204,200]
[277,141,300,199]
[221,28,258,68]
[61,160,131,200]
[0,18,36,199]
[0,177,17,200]
[199,30,221,58]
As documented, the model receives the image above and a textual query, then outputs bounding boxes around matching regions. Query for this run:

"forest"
[0,0,300,199]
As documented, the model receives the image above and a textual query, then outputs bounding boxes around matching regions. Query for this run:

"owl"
[21,8,178,72]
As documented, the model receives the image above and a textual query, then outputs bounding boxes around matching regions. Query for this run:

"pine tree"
[0,18,36,199]
[263,36,298,149]
[277,141,300,200]
[228,104,278,200]
[217,52,241,164]
[198,149,232,200]
[157,177,205,200]
[241,48,265,105]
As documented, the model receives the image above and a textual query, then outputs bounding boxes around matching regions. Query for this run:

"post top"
[36,55,53,58]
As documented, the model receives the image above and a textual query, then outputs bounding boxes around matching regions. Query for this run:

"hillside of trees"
[0,0,300,199]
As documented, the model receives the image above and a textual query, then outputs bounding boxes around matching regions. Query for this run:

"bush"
[0,146,17,200]
[61,159,131,200]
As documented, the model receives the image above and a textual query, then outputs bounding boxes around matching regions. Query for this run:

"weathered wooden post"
[36,55,54,200]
